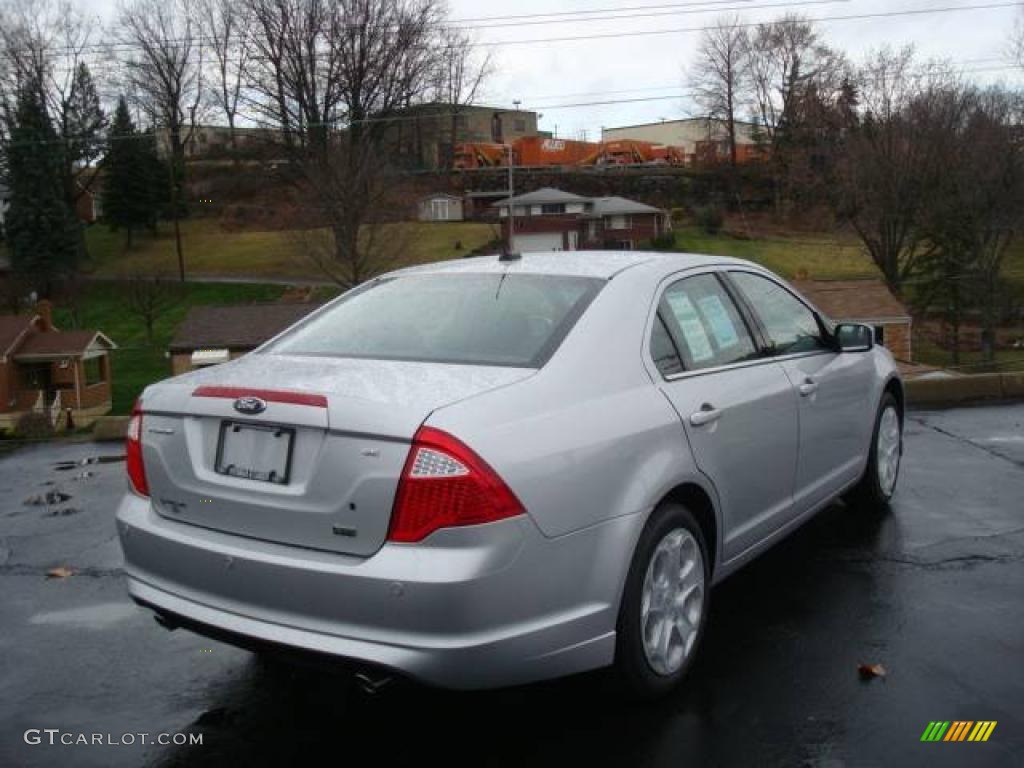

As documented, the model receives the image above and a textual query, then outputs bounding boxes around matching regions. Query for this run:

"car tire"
[614,502,711,699]
[846,391,902,511]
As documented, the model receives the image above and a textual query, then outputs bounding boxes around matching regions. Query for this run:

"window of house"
[84,356,104,385]
[541,203,566,215]
[608,214,630,229]
[729,271,829,355]
[430,198,451,221]
[659,274,758,372]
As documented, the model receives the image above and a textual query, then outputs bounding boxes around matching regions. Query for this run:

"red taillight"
[388,427,524,543]
[126,399,149,497]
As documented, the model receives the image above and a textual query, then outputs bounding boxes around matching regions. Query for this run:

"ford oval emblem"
[233,396,267,415]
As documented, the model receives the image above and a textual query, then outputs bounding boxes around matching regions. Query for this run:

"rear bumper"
[116,493,644,690]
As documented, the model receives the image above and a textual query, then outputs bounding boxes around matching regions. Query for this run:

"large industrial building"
[385,103,540,170]
[602,117,762,164]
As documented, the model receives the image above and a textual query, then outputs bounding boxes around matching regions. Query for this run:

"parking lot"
[1,403,1022,768]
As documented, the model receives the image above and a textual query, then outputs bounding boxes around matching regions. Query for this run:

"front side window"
[730,272,828,355]
[659,274,758,372]
[267,273,603,368]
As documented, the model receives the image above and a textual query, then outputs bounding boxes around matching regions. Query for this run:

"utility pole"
[507,142,515,252]
[506,100,522,254]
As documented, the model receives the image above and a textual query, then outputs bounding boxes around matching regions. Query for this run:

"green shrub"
[694,205,724,235]
[649,232,678,251]
[14,412,54,440]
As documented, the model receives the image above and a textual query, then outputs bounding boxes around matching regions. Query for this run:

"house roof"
[494,188,590,207]
[0,315,36,357]
[793,279,911,322]
[169,303,322,352]
[13,330,116,360]
[588,196,664,216]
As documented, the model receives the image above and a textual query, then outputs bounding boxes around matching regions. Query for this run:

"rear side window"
[658,274,758,372]
[266,273,603,368]
[650,313,683,376]
[729,272,828,355]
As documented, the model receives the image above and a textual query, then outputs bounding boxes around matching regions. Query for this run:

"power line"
[451,0,777,24]
[0,0,847,61]
[486,2,1024,46]
[464,0,851,31]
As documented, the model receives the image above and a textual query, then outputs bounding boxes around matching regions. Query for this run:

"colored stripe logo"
[921,721,997,742]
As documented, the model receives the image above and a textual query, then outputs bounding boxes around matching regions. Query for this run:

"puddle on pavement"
[53,455,125,471]
[44,507,81,517]
[29,602,138,629]
[24,490,72,506]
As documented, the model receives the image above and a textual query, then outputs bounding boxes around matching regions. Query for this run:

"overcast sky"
[83,0,1024,139]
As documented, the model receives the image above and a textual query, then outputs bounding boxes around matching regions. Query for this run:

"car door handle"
[689,405,723,427]
[799,379,819,397]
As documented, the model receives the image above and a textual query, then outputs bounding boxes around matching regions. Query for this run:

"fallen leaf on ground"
[46,566,74,579]
[858,663,887,680]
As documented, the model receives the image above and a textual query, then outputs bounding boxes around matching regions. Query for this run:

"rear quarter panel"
[427,265,707,541]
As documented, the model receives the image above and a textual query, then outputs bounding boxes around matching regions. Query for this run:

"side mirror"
[835,323,874,353]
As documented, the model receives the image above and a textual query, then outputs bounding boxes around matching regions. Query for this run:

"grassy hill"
[83,219,498,280]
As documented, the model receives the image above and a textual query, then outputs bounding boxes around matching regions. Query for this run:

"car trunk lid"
[139,354,533,556]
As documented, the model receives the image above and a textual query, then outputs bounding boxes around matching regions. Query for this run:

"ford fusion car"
[117,251,903,697]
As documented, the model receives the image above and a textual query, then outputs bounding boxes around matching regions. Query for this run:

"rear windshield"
[265,272,604,367]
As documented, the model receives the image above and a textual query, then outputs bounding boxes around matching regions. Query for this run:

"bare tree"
[1011,7,1024,69]
[835,48,969,295]
[921,87,1024,364]
[744,14,844,153]
[688,15,748,167]
[243,0,450,287]
[429,27,493,169]
[115,0,206,281]
[199,0,252,162]
[126,274,182,343]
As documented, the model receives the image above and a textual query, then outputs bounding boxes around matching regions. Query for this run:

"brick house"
[495,188,669,252]
[0,301,116,432]
[794,279,913,361]
[169,303,322,375]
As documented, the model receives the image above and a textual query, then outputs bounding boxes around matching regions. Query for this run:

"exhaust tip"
[153,612,179,631]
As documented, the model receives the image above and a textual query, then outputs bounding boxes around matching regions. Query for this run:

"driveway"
[1,404,1022,767]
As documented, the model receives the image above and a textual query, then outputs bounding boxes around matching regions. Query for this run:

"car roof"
[391,251,755,281]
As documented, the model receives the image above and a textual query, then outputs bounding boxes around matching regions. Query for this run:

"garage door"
[512,232,564,252]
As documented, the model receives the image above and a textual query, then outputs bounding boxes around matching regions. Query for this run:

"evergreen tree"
[139,129,171,230]
[61,63,106,260]
[104,97,150,246]
[2,82,77,295]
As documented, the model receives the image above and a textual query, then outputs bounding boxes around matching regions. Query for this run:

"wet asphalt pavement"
[1,404,1022,768]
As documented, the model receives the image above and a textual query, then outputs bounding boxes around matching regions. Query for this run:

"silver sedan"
[117,251,903,697]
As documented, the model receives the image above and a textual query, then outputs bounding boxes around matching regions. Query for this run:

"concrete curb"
[906,372,1024,407]
[92,416,129,442]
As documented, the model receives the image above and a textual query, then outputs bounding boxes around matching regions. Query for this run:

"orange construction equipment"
[514,137,598,167]
[577,139,688,167]
[452,142,511,169]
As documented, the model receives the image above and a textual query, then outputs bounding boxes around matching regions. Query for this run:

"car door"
[650,271,800,561]
[726,270,876,513]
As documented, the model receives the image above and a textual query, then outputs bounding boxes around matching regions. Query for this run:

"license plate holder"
[215,421,294,485]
